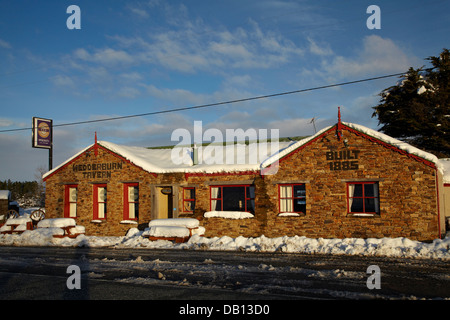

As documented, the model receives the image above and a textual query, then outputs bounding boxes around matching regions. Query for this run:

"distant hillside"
[0,180,44,208]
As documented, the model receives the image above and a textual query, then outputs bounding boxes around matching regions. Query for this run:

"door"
[157,187,173,219]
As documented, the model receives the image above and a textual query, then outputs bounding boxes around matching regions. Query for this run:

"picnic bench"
[0,217,33,234]
[142,218,205,243]
[37,218,85,238]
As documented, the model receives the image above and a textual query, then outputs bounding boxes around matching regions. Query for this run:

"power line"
[0,72,405,133]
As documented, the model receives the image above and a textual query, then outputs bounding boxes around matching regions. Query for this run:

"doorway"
[156,186,173,219]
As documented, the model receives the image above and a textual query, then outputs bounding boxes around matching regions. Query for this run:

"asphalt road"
[0,246,448,303]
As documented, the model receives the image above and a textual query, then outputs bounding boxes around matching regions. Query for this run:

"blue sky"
[0,0,449,181]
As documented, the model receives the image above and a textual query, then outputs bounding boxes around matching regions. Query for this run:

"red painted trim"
[346,181,379,214]
[341,123,436,169]
[209,184,254,212]
[43,146,93,181]
[275,123,437,170]
[336,107,342,140]
[276,125,336,165]
[43,143,158,181]
[436,173,442,239]
[278,183,306,214]
[97,144,157,177]
[64,184,78,218]
[93,184,107,220]
[181,187,195,213]
[123,182,139,221]
[444,183,450,187]
[94,132,98,156]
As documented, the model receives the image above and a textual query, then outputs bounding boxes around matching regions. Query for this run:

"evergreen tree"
[372,48,450,157]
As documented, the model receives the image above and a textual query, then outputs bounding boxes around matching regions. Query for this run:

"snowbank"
[0,228,64,246]
[0,228,449,260]
[191,226,206,236]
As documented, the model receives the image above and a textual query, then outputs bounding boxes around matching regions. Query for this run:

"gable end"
[341,123,437,169]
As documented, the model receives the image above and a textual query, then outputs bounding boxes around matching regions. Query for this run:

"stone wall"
[185,173,262,238]
[44,124,441,240]
[261,125,439,241]
[45,146,156,236]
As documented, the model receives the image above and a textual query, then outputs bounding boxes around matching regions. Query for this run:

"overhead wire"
[0,71,406,133]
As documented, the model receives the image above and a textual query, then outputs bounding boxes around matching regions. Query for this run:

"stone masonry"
[44,122,442,241]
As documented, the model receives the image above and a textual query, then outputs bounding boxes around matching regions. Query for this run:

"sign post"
[32,117,53,170]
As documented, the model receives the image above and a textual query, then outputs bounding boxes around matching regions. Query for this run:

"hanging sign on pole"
[32,117,53,170]
[32,117,52,149]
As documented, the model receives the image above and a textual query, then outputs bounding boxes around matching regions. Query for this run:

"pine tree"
[372,48,450,157]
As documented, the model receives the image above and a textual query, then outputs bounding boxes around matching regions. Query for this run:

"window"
[210,185,255,213]
[182,187,196,214]
[64,185,78,218]
[93,184,107,220]
[124,183,139,220]
[347,182,379,215]
[279,184,306,214]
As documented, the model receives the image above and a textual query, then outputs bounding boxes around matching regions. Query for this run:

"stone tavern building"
[43,116,450,241]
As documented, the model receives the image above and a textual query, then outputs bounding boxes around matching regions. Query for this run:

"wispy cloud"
[70,4,304,75]
[127,6,149,19]
[0,39,11,49]
[321,35,420,78]
[307,37,333,56]
[73,48,134,66]
[55,3,306,102]
[0,118,13,127]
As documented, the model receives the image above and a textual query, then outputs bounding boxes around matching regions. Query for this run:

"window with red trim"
[182,187,195,214]
[210,185,255,214]
[64,184,78,218]
[347,182,379,214]
[278,184,306,214]
[93,184,107,220]
[123,183,139,220]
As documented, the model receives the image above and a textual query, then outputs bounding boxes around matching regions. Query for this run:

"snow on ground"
[0,226,449,260]
[1,207,449,260]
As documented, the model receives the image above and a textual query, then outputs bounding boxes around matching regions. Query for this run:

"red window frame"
[182,187,196,214]
[278,183,306,213]
[64,184,78,218]
[210,185,255,213]
[346,182,379,214]
[93,184,107,220]
[123,183,139,221]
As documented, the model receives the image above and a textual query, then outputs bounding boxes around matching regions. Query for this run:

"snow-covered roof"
[261,122,443,173]
[0,190,11,200]
[43,121,443,179]
[42,139,294,179]
[98,140,293,174]
[343,122,441,168]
